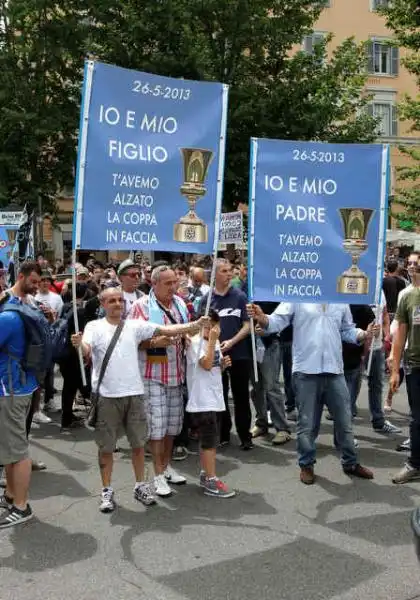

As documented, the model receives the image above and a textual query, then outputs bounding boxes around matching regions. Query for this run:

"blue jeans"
[294,372,358,468]
[281,341,295,412]
[344,366,362,418]
[366,350,385,429]
[251,338,290,432]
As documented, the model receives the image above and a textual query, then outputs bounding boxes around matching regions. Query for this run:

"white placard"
[219,211,243,244]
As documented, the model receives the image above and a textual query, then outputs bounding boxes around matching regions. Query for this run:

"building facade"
[307,0,419,228]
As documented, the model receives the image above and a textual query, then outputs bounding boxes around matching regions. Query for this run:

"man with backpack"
[0,260,43,528]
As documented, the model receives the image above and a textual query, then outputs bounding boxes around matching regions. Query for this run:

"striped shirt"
[129,295,188,387]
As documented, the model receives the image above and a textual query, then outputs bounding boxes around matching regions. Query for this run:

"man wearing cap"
[118,259,144,319]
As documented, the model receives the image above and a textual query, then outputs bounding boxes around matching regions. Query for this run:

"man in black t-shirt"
[383,260,406,316]
[199,259,253,449]
[342,305,375,417]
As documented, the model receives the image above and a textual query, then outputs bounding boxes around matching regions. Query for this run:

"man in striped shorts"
[129,265,190,497]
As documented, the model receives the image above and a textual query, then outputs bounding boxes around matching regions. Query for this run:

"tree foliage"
[0,0,378,213]
[383,0,420,226]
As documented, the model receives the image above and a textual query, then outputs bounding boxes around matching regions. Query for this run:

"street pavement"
[1,381,420,600]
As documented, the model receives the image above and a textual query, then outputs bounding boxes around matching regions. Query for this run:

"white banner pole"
[72,59,95,388]
[249,138,259,383]
[366,144,389,377]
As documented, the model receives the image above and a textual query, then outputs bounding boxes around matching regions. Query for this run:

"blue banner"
[0,225,18,269]
[74,61,228,253]
[249,139,388,305]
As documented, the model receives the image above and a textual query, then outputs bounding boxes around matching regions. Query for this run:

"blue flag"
[248,139,389,305]
[74,61,228,253]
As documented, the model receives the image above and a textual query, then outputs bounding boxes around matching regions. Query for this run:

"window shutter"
[391,46,399,76]
[367,42,374,73]
[391,105,398,136]
[303,35,314,55]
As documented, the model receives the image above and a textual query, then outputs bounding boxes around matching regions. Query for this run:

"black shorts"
[190,411,218,450]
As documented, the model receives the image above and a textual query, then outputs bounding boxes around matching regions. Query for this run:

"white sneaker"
[164,465,187,485]
[154,474,172,497]
[99,488,115,513]
[32,411,52,424]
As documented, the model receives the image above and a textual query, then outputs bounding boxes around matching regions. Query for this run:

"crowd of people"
[0,246,418,528]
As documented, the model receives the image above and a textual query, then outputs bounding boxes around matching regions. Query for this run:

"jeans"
[366,349,385,429]
[293,372,358,468]
[251,338,290,432]
[281,341,295,412]
[221,359,251,445]
[344,366,362,417]
[406,368,420,469]
[43,367,55,405]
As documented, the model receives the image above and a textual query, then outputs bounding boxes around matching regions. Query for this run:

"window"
[303,32,326,55]
[368,102,398,137]
[367,41,399,76]
[370,0,390,10]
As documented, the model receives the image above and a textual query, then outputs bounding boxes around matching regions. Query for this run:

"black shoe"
[0,504,33,529]
[240,441,254,451]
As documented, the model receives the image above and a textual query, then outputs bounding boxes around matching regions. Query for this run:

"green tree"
[383,0,420,226]
[0,1,92,213]
[0,0,378,213]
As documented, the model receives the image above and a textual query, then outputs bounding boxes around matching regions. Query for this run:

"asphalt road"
[1,381,420,600]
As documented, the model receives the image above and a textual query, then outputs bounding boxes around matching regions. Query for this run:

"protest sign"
[219,211,243,244]
[0,211,23,227]
[73,61,228,254]
[248,139,389,305]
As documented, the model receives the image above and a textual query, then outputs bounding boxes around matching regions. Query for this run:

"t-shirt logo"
[412,306,420,326]
[218,308,241,318]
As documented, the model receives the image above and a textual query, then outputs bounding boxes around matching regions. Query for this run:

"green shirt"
[395,286,420,368]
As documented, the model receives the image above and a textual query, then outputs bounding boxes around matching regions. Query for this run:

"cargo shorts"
[0,394,32,465]
[95,394,148,453]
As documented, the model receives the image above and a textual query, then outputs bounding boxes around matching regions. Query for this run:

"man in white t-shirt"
[72,287,206,513]
[117,259,143,319]
[35,271,63,317]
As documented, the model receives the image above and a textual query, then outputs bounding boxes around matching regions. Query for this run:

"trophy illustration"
[174,148,214,243]
[337,208,374,295]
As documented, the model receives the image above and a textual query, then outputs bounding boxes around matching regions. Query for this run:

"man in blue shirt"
[247,302,378,484]
[0,260,41,528]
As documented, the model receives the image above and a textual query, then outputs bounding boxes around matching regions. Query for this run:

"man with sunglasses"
[117,259,144,319]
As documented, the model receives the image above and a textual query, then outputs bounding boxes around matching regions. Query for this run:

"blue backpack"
[1,302,53,384]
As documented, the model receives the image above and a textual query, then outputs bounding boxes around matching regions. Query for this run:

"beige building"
[308,0,420,229]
